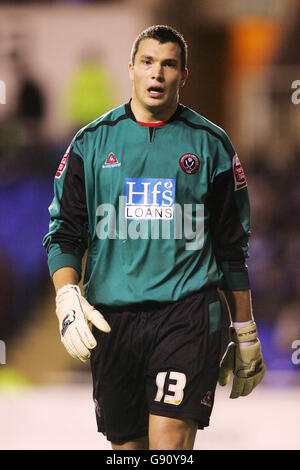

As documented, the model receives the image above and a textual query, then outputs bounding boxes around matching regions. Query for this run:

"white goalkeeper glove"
[218,322,266,398]
[55,284,111,362]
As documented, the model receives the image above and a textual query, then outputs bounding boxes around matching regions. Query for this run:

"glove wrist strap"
[230,322,257,343]
[56,284,80,298]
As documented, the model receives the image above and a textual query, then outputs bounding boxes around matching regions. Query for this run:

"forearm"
[52,267,79,293]
[220,289,254,323]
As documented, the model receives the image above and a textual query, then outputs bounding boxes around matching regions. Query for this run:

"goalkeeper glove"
[55,284,111,362]
[218,322,266,398]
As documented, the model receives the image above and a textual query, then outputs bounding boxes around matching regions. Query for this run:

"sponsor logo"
[201,391,212,407]
[102,152,121,169]
[124,178,175,220]
[179,154,200,174]
[233,154,247,190]
[61,311,76,336]
[55,146,70,179]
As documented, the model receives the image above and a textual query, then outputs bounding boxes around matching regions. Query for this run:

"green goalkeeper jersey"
[43,101,251,307]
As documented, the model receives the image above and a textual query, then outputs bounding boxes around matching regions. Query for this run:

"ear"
[180,68,188,87]
[128,62,134,82]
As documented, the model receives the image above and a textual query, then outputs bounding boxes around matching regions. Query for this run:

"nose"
[151,63,164,82]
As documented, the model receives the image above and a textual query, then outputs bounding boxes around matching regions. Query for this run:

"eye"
[164,61,176,68]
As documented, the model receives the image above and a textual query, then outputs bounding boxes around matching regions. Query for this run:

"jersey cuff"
[48,253,82,280]
[218,261,250,290]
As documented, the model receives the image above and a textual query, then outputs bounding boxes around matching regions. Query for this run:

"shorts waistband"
[94,285,219,314]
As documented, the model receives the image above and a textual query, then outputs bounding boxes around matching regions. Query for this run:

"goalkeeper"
[43,25,266,450]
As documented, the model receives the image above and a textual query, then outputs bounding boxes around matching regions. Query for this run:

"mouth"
[147,86,165,98]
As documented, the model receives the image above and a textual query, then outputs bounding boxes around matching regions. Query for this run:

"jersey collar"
[125,99,184,124]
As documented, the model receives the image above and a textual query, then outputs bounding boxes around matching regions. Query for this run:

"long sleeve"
[42,142,88,280]
[208,135,251,291]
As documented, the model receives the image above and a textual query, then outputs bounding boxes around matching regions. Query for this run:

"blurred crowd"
[0,121,66,340]
[245,151,300,374]
[0,69,299,377]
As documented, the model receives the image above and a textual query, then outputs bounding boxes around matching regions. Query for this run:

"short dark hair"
[131,25,188,71]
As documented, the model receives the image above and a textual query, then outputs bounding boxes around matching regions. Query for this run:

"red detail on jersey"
[106,153,118,163]
[137,121,167,127]
[201,391,212,407]
[233,154,247,190]
[55,146,70,179]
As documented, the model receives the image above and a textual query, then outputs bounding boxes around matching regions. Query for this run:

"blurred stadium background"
[0,0,299,450]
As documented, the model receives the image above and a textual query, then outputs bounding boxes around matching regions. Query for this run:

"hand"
[218,322,266,398]
[55,284,111,362]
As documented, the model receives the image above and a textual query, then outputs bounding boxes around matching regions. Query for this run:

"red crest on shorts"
[201,391,212,407]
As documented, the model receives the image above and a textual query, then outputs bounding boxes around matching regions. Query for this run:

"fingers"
[75,315,98,348]
[62,335,86,362]
[80,297,111,333]
[229,361,267,399]
[218,343,235,386]
[230,376,257,398]
[240,379,253,397]
[252,362,267,389]
[218,368,231,387]
[87,309,111,333]
[62,310,110,362]
[60,312,98,362]
[62,324,96,362]
[56,287,111,362]
[230,376,251,398]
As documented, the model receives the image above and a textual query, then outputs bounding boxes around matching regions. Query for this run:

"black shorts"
[90,287,225,445]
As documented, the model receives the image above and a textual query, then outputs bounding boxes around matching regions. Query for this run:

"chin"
[144,98,167,111]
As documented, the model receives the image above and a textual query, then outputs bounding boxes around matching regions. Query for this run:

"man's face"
[129,38,188,117]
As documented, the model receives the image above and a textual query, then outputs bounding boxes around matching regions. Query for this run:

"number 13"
[154,371,186,406]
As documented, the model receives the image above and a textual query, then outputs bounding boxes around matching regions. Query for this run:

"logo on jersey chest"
[102,152,121,169]
[124,178,175,220]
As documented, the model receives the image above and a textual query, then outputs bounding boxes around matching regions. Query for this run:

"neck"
[130,95,178,123]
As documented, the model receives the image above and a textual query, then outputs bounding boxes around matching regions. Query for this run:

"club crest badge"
[179,153,200,174]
